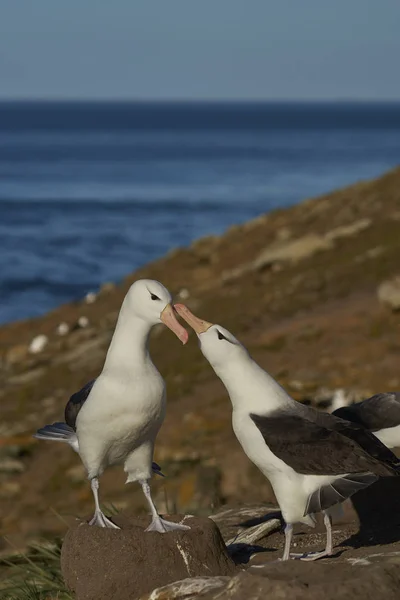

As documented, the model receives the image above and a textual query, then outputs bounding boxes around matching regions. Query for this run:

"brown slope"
[0,166,400,549]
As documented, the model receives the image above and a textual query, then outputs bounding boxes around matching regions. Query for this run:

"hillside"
[1,166,400,552]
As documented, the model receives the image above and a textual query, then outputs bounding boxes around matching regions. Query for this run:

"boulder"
[61,514,236,600]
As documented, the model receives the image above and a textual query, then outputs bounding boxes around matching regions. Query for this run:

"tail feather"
[304,472,378,516]
[152,461,165,477]
[33,423,79,453]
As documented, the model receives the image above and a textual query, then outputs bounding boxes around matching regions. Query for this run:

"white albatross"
[34,279,190,533]
[174,304,400,560]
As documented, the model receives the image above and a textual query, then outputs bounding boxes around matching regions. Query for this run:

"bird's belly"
[104,406,164,465]
[77,389,165,469]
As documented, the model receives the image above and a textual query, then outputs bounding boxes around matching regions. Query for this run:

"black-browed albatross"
[333,392,400,449]
[34,279,190,533]
[175,304,400,560]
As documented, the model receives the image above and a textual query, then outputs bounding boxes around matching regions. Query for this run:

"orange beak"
[174,304,213,334]
[160,304,189,344]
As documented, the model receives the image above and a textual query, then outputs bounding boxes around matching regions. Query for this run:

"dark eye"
[217,330,226,341]
[150,293,160,301]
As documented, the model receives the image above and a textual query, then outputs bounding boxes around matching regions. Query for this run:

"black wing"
[333,392,400,431]
[250,409,399,478]
[64,379,96,430]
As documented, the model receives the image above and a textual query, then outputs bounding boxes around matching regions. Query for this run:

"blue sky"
[1,0,400,100]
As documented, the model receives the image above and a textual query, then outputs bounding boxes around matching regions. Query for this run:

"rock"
[325,218,371,241]
[0,458,25,474]
[201,561,400,600]
[139,576,230,600]
[61,515,236,600]
[253,234,333,271]
[253,219,372,272]
[28,334,48,354]
[377,276,400,311]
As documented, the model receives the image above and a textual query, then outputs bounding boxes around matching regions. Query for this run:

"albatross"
[333,392,400,449]
[34,279,190,533]
[174,304,400,560]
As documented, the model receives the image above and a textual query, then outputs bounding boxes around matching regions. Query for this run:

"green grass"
[0,539,72,600]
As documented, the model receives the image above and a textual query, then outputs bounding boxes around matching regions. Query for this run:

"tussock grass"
[0,539,72,600]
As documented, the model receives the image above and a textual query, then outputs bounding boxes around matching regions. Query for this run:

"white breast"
[374,424,400,449]
[76,367,166,470]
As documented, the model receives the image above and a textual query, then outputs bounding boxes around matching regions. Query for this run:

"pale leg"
[88,477,119,529]
[281,523,293,561]
[290,512,333,561]
[141,480,190,533]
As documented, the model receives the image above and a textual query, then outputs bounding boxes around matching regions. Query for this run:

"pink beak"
[160,304,189,345]
[174,304,213,334]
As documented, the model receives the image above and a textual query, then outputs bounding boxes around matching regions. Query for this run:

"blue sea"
[1,101,400,325]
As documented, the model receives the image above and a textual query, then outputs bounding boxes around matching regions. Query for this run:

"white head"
[174,303,249,369]
[123,279,188,344]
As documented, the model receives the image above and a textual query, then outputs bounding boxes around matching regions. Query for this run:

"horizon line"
[1,97,400,105]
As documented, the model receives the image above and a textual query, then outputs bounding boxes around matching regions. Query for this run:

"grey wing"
[250,411,398,477]
[64,379,96,430]
[333,392,400,431]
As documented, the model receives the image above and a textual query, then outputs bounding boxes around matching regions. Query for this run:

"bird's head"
[174,303,248,368]
[124,279,188,344]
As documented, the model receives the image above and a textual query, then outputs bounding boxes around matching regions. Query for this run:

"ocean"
[1,101,400,325]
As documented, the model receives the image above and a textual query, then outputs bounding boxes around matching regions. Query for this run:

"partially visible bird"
[333,392,400,449]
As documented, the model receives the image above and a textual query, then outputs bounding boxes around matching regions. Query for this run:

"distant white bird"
[175,304,400,560]
[84,292,97,304]
[29,334,48,354]
[56,322,70,336]
[77,316,89,328]
[34,280,189,533]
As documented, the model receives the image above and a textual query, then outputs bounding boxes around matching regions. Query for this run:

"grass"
[0,539,72,600]
[0,503,121,600]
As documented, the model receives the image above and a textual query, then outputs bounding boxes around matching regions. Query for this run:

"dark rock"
[61,514,236,600]
[199,561,400,600]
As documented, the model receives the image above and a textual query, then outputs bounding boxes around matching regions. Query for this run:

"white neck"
[102,303,154,374]
[211,354,292,414]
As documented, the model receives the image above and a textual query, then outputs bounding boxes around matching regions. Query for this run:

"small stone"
[28,335,48,354]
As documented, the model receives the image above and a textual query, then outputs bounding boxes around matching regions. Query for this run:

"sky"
[1,0,400,101]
